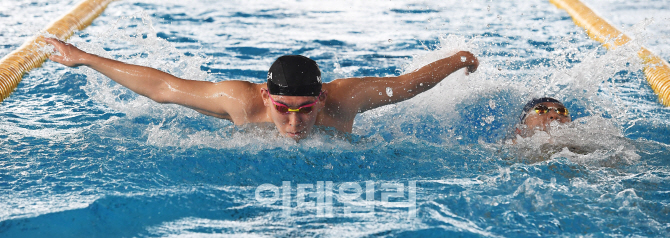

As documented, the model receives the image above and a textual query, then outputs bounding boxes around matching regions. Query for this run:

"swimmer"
[45,38,478,141]
[516,97,572,137]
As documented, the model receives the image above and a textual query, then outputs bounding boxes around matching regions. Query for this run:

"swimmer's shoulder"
[317,78,366,132]
[206,81,267,124]
[321,78,362,114]
[211,80,263,96]
[322,77,359,96]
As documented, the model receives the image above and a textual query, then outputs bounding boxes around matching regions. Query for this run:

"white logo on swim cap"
[317,76,321,83]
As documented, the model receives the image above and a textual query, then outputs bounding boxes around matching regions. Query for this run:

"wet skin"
[261,88,326,140]
[45,37,479,141]
[518,102,571,137]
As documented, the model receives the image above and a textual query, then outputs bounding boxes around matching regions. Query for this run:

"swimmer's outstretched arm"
[46,38,252,120]
[329,51,478,113]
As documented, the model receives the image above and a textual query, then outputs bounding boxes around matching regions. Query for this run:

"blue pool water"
[1,0,670,237]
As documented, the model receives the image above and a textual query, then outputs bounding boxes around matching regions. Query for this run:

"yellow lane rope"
[550,0,670,106]
[0,0,115,103]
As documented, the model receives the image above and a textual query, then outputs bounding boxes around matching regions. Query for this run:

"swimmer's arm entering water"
[328,51,478,114]
[46,38,253,121]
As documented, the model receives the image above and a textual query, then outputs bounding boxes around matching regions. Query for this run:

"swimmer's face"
[519,102,571,136]
[262,89,325,141]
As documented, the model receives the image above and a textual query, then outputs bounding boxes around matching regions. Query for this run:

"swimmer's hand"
[45,38,88,67]
[457,51,478,75]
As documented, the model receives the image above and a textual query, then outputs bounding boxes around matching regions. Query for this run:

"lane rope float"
[0,0,115,103]
[550,0,670,106]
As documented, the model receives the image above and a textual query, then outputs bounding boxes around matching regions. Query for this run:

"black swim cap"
[520,97,564,122]
[267,55,322,96]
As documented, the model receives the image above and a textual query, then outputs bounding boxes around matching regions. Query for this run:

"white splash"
[509,116,640,167]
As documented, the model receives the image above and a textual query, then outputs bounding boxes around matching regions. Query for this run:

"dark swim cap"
[520,97,564,122]
[267,55,322,96]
